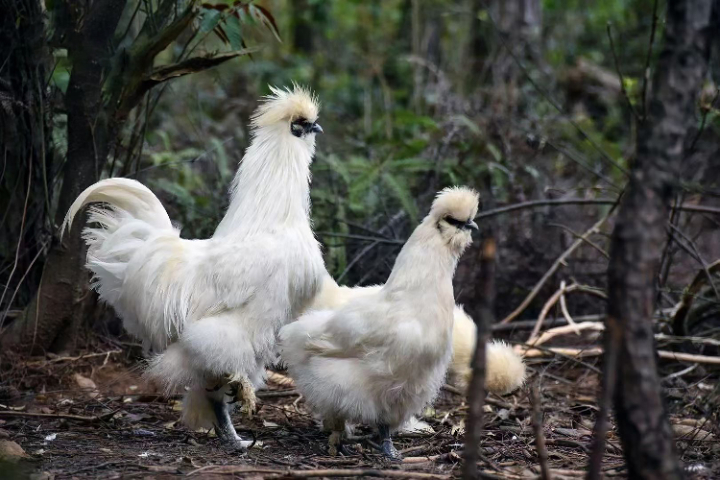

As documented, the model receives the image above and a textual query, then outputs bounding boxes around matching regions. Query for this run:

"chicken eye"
[291,122,305,137]
[444,216,466,229]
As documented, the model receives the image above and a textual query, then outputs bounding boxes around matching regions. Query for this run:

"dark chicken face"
[291,117,323,137]
[443,215,479,231]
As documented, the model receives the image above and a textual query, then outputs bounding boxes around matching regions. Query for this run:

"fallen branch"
[521,344,720,365]
[187,465,450,479]
[24,350,122,367]
[0,409,117,423]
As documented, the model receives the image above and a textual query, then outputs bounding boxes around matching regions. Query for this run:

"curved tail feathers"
[63,178,173,235]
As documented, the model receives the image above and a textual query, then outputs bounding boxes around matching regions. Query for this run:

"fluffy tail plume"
[450,307,527,395]
[62,178,180,333]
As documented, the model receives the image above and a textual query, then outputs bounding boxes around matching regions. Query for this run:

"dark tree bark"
[2,0,128,353]
[591,1,716,478]
[462,237,496,480]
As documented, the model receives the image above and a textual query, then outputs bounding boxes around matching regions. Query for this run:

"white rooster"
[63,86,326,448]
[280,186,480,459]
[312,275,526,396]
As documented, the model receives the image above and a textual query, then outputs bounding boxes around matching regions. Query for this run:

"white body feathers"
[64,87,326,422]
[311,275,526,395]
[280,188,478,429]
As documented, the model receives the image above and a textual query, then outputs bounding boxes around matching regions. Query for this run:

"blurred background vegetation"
[2,0,719,352]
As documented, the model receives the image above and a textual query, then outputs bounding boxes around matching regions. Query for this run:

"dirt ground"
[0,342,718,480]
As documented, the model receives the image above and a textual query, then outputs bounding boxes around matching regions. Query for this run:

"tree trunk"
[597,0,715,478]
[2,0,128,354]
[462,237,496,480]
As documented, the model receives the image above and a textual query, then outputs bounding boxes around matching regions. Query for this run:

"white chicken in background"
[280,187,480,460]
[313,275,526,396]
[63,86,326,449]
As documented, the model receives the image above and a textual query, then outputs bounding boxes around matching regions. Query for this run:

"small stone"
[0,440,28,460]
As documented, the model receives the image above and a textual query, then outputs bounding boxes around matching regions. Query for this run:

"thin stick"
[641,0,660,119]
[187,466,450,479]
[547,223,609,258]
[559,284,580,335]
[24,350,122,367]
[530,385,551,480]
[606,22,640,121]
[475,198,720,221]
[0,410,117,423]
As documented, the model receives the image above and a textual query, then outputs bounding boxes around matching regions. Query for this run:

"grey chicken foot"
[210,397,252,450]
[377,423,402,461]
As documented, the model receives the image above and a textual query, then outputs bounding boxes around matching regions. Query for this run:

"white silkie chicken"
[312,275,526,396]
[63,86,326,448]
[280,186,480,460]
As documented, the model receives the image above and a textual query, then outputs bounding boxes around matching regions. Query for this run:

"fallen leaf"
[0,440,28,460]
[29,472,54,480]
[73,374,99,399]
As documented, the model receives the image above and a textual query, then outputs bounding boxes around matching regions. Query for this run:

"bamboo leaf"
[224,14,243,51]
[382,172,418,222]
[200,9,222,32]
[248,4,282,42]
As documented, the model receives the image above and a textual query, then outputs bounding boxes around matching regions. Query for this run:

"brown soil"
[0,344,717,480]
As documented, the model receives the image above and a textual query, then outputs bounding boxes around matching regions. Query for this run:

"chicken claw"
[227,375,257,419]
[326,418,346,456]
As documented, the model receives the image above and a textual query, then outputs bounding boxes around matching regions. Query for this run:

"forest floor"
[0,340,718,480]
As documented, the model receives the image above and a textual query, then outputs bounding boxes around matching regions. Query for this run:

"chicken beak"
[466,220,479,231]
[311,123,324,134]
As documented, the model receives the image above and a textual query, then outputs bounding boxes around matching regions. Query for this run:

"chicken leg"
[377,424,402,461]
[210,396,252,450]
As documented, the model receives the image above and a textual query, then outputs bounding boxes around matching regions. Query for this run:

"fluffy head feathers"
[251,84,320,129]
[430,186,480,222]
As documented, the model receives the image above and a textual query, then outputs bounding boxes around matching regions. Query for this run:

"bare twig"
[501,210,614,325]
[24,349,122,367]
[547,223,610,258]
[528,283,607,341]
[641,0,660,118]
[606,22,640,121]
[475,198,720,220]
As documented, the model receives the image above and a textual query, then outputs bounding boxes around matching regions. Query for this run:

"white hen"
[280,186,479,459]
[313,275,526,396]
[63,86,326,448]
